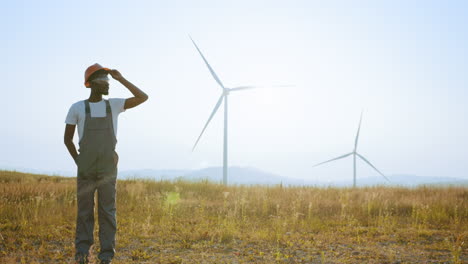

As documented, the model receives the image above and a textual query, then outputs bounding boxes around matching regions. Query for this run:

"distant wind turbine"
[190,36,263,186]
[314,112,389,187]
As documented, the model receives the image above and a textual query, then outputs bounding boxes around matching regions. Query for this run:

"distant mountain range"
[1,165,466,187]
[118,166,467,187]
[119,166,305,185]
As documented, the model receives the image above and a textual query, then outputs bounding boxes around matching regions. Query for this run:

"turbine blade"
[230,85,295,91]
[354,111,363,151]
[229,86,259,92]
[313,152,353,167]
[189,36,224,89]
[192,94,225,151]
[271,85,296,88]
[356,153,390,181]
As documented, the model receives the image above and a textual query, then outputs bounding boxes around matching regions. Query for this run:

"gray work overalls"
[75,100,118,261]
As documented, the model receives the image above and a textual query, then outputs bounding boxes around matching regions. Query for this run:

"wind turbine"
[314,112,389,187]
[190,36,260,186]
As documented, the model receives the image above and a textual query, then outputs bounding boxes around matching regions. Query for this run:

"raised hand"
[108,69,124,82]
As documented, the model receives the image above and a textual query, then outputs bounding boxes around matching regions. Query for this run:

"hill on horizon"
[1,166,466,187]
[118,166,467,187]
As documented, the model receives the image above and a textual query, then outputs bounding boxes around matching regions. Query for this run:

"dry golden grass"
[0,170,467,263]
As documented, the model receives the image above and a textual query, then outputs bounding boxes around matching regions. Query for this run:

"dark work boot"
[75,253,89,264]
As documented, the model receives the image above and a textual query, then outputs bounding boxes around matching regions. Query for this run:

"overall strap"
[105,100,111,114]
[84,100,91,114]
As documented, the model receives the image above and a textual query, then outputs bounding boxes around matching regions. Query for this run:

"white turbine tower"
[190,37,260,186]
[314,112,390,187]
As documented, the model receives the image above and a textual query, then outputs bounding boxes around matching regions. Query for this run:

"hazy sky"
[2,0,467,181]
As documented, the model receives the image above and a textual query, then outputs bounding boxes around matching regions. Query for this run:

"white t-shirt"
[65,98,126,141]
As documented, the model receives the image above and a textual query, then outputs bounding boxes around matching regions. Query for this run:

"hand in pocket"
[113,151,119,165]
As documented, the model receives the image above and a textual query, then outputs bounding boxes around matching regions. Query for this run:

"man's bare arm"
[64,124,79,164]
[108,69,149,109]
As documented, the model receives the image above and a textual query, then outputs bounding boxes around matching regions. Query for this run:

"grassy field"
[0,170,466,263]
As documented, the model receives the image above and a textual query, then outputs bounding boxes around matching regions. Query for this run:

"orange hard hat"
[84,63,110,87]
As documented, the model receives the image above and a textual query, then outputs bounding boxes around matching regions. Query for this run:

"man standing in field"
[64,63,148,264]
